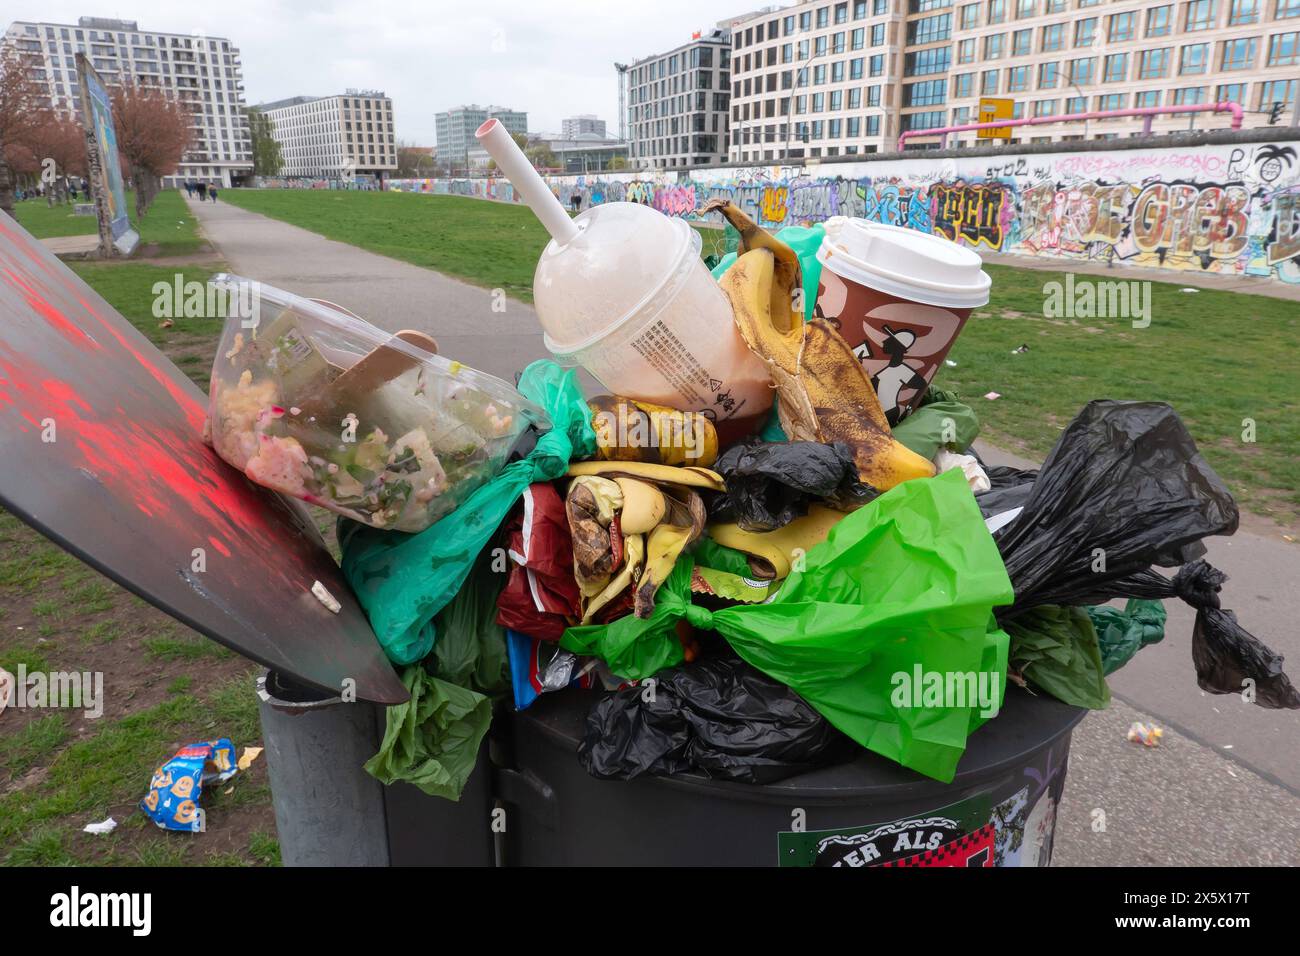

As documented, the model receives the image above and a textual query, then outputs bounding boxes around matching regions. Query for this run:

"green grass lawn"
[219,187,1300,528]
[221,188,727,302]
[13,188,205,257]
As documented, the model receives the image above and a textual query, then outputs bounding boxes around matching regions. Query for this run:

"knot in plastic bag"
[683,604,715,631]
[1173,559,1225,610]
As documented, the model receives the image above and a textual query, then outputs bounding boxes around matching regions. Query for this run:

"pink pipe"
[896,102,1245,151]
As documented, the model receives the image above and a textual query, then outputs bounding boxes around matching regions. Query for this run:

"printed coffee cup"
[814,217,990,425]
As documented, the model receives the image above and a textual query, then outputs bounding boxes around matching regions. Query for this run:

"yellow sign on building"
[977,98,1014,139]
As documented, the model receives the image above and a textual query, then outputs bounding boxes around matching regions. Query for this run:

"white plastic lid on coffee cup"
[817,216,991,310]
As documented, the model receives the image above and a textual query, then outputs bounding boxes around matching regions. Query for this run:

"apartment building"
[942,0,1299,147]
[262,91,397,181]
[729,0,901,161]
[562,114,607,138]
[435,105,528,168]
[3,16,252,186]
[622,27,734,169]
[728,0,1298,157]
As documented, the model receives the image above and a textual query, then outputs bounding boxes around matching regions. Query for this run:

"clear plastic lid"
[533,202,696,354]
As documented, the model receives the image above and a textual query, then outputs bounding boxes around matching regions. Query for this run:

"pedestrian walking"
[209,184,219,203]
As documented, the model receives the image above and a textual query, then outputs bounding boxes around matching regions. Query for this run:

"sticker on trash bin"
[778,794,991,867]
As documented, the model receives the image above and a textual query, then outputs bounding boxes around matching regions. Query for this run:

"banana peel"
[635,486,706,619]
[717,247,935,491]
[612,476,666,535]
[707,504,847,580]
[583,533,644,624]
[701,198,802,334]
[565,475,623,597]
[589,394,719,467]
[567,459,725,493]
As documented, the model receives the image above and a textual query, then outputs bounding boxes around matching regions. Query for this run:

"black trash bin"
[258,670,495,867]
[493,686,1085,867]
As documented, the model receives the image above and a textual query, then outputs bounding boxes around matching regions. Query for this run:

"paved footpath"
[189,194,1300,865]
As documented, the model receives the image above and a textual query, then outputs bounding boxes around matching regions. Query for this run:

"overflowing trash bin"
[2,114,1297,869]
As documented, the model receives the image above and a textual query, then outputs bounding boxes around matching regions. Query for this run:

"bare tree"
[0,45,50,215]
[111,81,192,218]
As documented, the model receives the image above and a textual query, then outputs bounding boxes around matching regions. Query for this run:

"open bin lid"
[0,212,407,705]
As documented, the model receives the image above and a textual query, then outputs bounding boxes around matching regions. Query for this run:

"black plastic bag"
[578,656,856,784]
[991,400,1297,710]
[708,437,874,532]
[995,401,1237,611]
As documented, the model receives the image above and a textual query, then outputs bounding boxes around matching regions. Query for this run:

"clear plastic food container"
[206,274,549,532]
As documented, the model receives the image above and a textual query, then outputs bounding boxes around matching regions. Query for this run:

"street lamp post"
[783,47,825,160]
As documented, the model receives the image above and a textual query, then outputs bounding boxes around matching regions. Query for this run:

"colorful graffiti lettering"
[385,140,1300,283]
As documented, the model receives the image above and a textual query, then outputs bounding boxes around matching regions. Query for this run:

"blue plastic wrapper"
[507,630,594,711]
[140,738,238,832]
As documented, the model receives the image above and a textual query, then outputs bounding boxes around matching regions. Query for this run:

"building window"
[871,23,886,45]
[1033,98,1058,117]
[902,110,946,130]
[1180,44,1209,74]
[1038,61,1059,87]
[988,0,1006,24]
[981,69,999,94]
[847,116,861,136]
[1104,53,1128,83]
[1216,83,1247,105]
[1146,5,1172,36]
[960,3,980,28]
[851,57,864,78]
[866,115,881,136]
[1012,29,1032,56]
[832,61,845,82]
[867,85,881,106]
[1065,95,1087,113]
[1276,0,1300,18]
[849,87,863,107]
[835,2,848,24]
[1135,89,1160,108]
[1173,87,1207,105]
[1228,0,1260,23]
[1221,37,1257,70]
[984,33,1005,59]
[1042,23,1064,52]
[1267,32,1300,65]
[954,72,974,97]
[1096,92,1126,111]
[1259,79,1296,110]
[817,6,829,28]
[958,38,976,62]
[869,53,885,75]
[852,1,866,20]
[1074,18,1096,48]
[1139,47,1171,78]
[1185,0,1217,31]
[908,13,952,45]
[851,28,864,50]
[1008,65,1029,90]
[904,78,947,106]
[1017,0,1035,17]
[1108,12,1136,42]
[906,46,952,73]
[1068,57,1096,84]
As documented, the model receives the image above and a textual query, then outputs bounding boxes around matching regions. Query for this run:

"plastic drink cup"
[475,119,772,431]
[815,216,990,425]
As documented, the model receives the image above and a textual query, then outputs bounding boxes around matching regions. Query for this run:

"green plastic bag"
[892,400,981,460]
[363,665,492,801]
[341,361,597,665]
[563,470,1013,782]
[1005,605,1111,710]
[1088,599,1167,675]
[430,546,510,697]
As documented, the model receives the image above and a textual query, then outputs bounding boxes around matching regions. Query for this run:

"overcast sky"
[18,0,760,143]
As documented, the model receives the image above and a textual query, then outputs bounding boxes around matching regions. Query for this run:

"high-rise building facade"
[435,105,528,167]
[728,0,1299,158]
[562,114,608,138]
[729,0,900,161]
[622,27,733,168]
[3,16,252,186]
[261,91,396,181]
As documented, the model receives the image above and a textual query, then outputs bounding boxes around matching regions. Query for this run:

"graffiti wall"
[389,140,1300,283]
